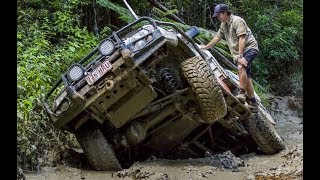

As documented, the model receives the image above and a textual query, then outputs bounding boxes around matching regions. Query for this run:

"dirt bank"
[24,95,303,180]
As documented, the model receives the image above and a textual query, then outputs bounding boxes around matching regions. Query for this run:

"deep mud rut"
[24,95,303,180]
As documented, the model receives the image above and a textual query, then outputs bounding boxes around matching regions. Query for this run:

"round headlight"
[99,39,115,56]
[67,64,84,82]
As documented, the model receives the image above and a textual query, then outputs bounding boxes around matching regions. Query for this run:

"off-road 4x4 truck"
[42,2,284,171]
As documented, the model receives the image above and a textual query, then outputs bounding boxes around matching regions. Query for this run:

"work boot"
[236,88,246,104]
[247,99,258,113]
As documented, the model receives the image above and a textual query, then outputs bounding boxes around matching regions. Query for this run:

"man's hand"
[237,57,248,67]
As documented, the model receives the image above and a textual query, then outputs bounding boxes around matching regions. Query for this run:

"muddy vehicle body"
[42,11,284,170]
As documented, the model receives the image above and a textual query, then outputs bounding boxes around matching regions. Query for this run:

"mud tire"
[181,56,227,123]
[75,120,122,171]
[245,107,285,154]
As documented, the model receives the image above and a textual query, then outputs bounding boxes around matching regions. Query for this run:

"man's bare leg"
[238,64,247,90]
[245,77,258,112]
[236,64,247,103]
[238,64,256,99]
[246,78,255,99]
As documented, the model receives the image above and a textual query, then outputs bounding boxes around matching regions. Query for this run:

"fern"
[97,0,134,23]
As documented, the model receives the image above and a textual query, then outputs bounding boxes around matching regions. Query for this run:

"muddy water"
[24,96,303,180]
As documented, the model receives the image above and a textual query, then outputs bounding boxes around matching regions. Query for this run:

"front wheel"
[181,56,227,123]
[245,106,285,154]
[75,120,122,171]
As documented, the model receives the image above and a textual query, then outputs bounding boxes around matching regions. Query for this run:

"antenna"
[122,0,139,20]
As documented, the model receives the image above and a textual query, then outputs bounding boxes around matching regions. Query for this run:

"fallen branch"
[147,0,186,24]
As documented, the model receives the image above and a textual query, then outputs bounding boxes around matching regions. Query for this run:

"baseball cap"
[212,4,229,17]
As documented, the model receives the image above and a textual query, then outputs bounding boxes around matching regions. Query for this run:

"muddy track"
[24,95,303,180]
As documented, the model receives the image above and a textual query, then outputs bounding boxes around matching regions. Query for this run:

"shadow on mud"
[61,148,92,170]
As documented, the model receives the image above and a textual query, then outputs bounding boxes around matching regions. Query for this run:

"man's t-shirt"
[216,14,259,61]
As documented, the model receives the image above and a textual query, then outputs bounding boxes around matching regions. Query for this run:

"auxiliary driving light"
[98,39,115,56]
[67,64,85,82]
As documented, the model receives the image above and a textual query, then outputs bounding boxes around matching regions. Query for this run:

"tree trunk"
[92,0,99,36]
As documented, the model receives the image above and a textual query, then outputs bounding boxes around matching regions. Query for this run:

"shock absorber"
[159,68,179,94]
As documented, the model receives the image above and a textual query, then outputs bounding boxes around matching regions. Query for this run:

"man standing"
[200,3,259,112]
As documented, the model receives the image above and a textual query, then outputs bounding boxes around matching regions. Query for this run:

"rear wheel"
[181,56,227,123]
[245,106,285,154]
[75,120,122,171]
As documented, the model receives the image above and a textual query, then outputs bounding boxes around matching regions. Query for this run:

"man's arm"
[238,34,245,55]
[200,36,222,50]
[237,34,247,66]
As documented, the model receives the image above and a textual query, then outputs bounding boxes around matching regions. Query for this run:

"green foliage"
[253,14,300,78]
[252,11,302,91]
[163,9,179,17]
[215,43,232,58]
[18,0,97,170]
[264,27,299,60]
[253,82,272,108]
[97,0,134,23]
[198,30,231,59]
[150,7,178,23]
[99,26,113,38]
[289,68,303,97]
[17,111,79,170]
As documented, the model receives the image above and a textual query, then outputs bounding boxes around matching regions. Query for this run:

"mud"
[24,95,303,180]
